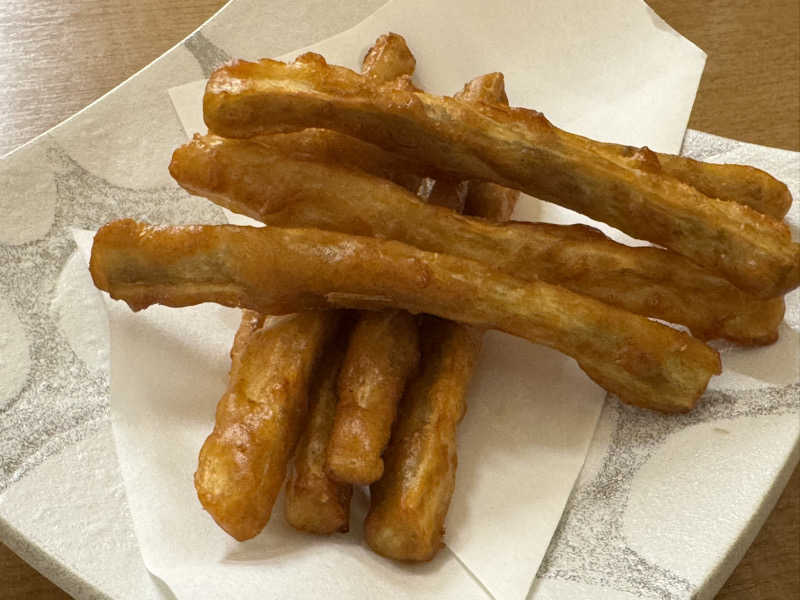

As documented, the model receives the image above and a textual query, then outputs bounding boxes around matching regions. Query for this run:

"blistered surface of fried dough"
[361,32,416,82]
[193,309,338,541]
[170,135,783,345]
[326,311,420,485]
[365,317,482,561]
[90,220,721,412]
[203,55,799,298]
[285,328,353,534]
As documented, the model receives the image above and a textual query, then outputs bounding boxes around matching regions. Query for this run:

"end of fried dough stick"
[285,324,354,534]
[193,309,339,541]
[361,32,416,82]
[652,152,792,219]
[90,220,720,413]
[203,54,799,298]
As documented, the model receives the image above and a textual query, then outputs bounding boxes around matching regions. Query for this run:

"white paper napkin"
[90,1,706,599]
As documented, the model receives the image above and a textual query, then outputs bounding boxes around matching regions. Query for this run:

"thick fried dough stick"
[365,73,519,561]
[169,135,784,345]
[366,317,483,561]
[323,31,421,486]
[90,220,721,413]
[285,324,354,534]
[193,309,338,541]
[327,311,420,484]
[203,54,799,297]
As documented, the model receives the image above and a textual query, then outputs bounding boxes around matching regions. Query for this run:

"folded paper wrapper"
[71,0,727,598]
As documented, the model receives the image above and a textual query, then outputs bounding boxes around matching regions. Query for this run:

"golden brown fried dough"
[631,148,790,219]
[562,138,792,220]
[361,32,416,82]
[193,310,338,541]
[90,220,721,412]
[285,327,353,534]
[320,30,422,487]
[454,73,520,224]
[365,71,518,561]
[203,54,799,297]
[170,134,784,345]
[326,311,420,485]
[425,178,469,212]
[365,317,483,561]
[247,129,430,193]
[284,31,420,533]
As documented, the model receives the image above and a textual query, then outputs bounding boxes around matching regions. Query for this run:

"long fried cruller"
[90,219,721,413]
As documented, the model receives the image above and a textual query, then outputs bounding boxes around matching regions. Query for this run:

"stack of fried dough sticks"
[88,33,798,561]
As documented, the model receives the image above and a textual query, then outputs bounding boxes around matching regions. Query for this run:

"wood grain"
[650,0,800,151]
[0,1,797,599]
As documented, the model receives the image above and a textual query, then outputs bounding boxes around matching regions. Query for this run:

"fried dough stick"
[327,75,504,489]
[203,54,799,297]
[258,31,420,531]
[170,134,784,346]
[193,310,338,541]
[90,220,721,413]
[365,317,483,561]
[288,31,421,499]
[326,38,477,488]
[327,311,420,484]
[285,324,353,534]
[365,73,519,561]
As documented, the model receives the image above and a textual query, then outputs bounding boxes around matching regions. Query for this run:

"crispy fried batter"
[318,31,422,487]
[193,309,338,541]
[365,317,482,561]
[361,32,417,82]
[246,129,430,193]
[203,54,799,297]
[170,134,784,345]
[326,311,420,485]
[285,326,353,534]
[232,31,420,531]
[365,71,517,561]
[90,219,721,412]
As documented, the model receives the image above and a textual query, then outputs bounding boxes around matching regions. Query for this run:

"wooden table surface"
[1,1,798,598]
